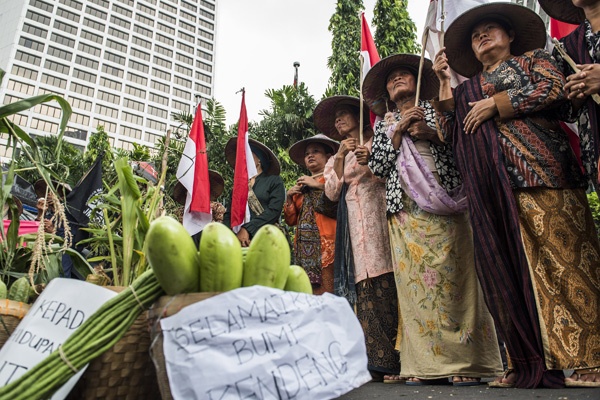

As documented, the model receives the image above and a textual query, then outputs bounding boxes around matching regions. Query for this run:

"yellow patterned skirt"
[515,187,600,370]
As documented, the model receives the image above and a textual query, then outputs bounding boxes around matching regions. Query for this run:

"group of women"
[214,0,600,389]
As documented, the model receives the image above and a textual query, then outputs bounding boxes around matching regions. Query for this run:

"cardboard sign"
[0,279,117,399]
[160,286,371,400]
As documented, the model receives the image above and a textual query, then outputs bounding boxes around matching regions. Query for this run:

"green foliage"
[373,0,419,57]
[587,191,600,239]
[326,0,364,96]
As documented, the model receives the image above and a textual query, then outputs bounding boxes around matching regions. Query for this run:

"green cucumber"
[198,222,243,292]
[243,225,290,289]
[284,265,313,294]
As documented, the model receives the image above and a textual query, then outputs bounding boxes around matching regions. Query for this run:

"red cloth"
[360,12,380,128]
[3,220,39,236]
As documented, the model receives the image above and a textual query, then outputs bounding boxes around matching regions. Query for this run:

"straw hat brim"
[313,96,370,141]
[445,2,547,78]
[33,179,72,199]
[173,170,225,205]
[225,138,281,176]
[288,134,340,167]
[538,0,585,25]
[362,54,439,117]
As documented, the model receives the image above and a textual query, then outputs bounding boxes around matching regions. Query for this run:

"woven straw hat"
[313,96,370,141]
[34,179,72,200]
[445,2,547,78]
[362,53,439,117]
[288,134,340,167]
[173,170,225,205]
[225,137,280,176]
[538,0,585,25]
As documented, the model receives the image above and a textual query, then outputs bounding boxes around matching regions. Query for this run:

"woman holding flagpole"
[363,53,502,386]
[538,0,600,194]
[317,95,400,382]
[432,2,600,388]
[222,138,285,247]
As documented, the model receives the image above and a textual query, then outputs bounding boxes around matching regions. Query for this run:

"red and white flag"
[360,12,380,127]
[230,91,257,233]
[176,105,212,236]
[424,0,489,87]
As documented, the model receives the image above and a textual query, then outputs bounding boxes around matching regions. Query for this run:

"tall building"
[0,0,217,159]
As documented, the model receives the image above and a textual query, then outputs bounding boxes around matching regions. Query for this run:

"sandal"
[565,369,600,388]
[405,377,450,386]
[452,376,481,386]
[383,375,406,384]
[488,370,516,388]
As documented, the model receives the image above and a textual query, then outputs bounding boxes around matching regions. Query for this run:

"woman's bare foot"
[488,370,516,388]
[565,371,600,387]
[452,376,481,386]
[383,375,406,384]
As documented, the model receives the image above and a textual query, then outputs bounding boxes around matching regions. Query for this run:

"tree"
[83,125,113,177]
[326,0,365,96]
[373,0,419,57]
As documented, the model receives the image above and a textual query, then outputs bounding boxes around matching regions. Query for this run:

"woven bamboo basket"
[0,299,30,349]
[148,292,220,400]
[67,286,161,400]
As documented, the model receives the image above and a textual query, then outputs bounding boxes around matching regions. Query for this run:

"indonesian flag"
[549,17,583,173]
[230,91,257,232]
[360,12,380,127]
[176,105,212,236]
[425,0,489,87]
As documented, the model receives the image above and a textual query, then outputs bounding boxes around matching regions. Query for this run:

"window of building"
[83,17,105,32]
[19,37,45,52]
[31,118,59,134]
[56,7,80,22]
[50,32,75,48]
[75,55,98,69]
[102,64,124,78]
[15,50,41,66]
[198,19,214,31]
[48,46,73,61]
[146,132,162,144]
[26,10,50,26]
[81,30,102,44]
[7,80,35,96]
[77,42,100,57]
[95,104,119,119]
[137,3,155,15]
[176,53,193,66]
[135,13,154,27]
[129,59,149,74]
[64,128,88,141]
[94,118,116,133]
[148,105,168,119]
[181,0,196,12]
[118,0,133,6]
[73,68,97,83]
[98,90,120,105]
[122,111,143,125]
[159,1,176,14]
[151,80,170,94]
[199,9,214,21]
[195,83,211,96]
[177,41,194,54]
[130,48,150,61]
[157,23,175,35]
[11,65,38,80]
[123,98,144,112]
[175,63,192,77]
[178,31,194,44]
[110,15,131,29]
[125,85,146,99]
[146,118,166,132]
[200,0,215,11]
[69,97,92,111]
[121,125,142,139]
[174,75,191,88]
[38,86,65,96]
[133,24,153,38]
[70,82,95,97]
[108,27,129,41]
[149,92,168,106]
[22,23,48,39]
[112,4,132,17]
[41,74,67,89]
[127,72,147,86]
[153,56,172,69]
[179,20,194,33]
[59,0,82,11]
[172,100,189,112]
[155,45,173,57]
[156,34,174,46]
[172,87,191,100]
[34,103,62,118]
[196,60,212,73]
[70,113,90,125]
[195,71,212,84]
[104,52,125,66]
[30,0,54,13]
[197,50,213,62]
[132,36,151,49]
[159,11,176,25]
[151,68,171,81]
[85,5,107,19]
[197,28,214,41]
[89,0,108,8]
[54,20,78,35]
[106,39,127,54]
[100,77,122,91]
[197,39,213,51]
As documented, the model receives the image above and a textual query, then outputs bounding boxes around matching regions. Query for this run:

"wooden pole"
[359,53,365,146]
[415,28,430,107]
[552,38,600,105]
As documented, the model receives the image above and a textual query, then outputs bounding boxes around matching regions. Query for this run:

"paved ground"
[337,380,600,399]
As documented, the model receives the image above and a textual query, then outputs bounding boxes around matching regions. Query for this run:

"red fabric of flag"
[361,12,380,128]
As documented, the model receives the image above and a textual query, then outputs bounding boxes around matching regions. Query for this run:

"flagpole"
[359,54,365,146]
[439,0,445,48]
[414,28,429,107]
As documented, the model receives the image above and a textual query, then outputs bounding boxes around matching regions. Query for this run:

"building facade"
[0,0,217,158]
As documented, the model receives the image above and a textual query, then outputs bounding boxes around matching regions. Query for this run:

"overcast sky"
[213,0,428,126]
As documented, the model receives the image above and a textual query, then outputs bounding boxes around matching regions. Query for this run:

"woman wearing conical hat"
[433,2,600,388]
[284,134,339,295]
